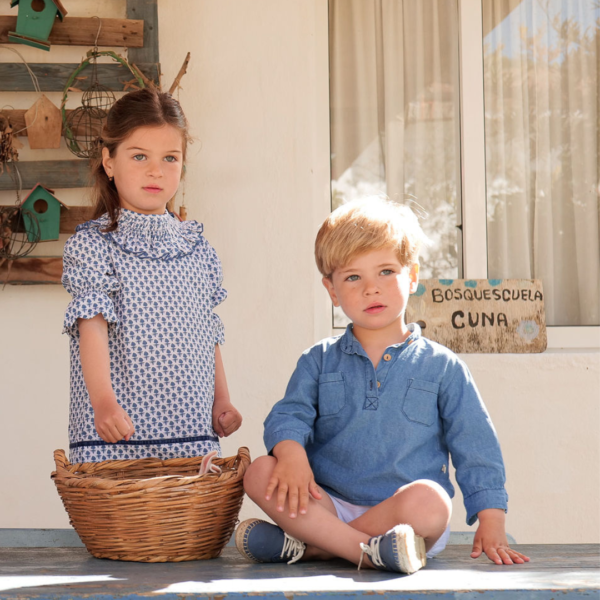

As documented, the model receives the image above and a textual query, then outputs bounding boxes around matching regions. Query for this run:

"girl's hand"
[212,401,242,437]
[268,440,322,518]
[93,397,135,443]
[472,509,530,565]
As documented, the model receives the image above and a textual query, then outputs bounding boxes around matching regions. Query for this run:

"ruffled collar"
[77,209,204,260]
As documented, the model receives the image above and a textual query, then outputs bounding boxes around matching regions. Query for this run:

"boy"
[236,198,529,574]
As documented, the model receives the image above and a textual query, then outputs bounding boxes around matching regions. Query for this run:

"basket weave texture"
[51,447,250,562]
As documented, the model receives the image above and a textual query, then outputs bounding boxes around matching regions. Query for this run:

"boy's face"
[322,247,419,339]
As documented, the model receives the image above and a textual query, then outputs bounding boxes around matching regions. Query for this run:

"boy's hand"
[212,400,242,437]
[472,509,530,565]
[268,440,322,518]
[93,396,135,443]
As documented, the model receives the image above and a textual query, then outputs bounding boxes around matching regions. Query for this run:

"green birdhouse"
[9,0,68,51]
[21,184,68,242]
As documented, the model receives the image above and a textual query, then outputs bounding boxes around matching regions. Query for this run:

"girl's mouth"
[143,186,162,193]
[365,303,386,314]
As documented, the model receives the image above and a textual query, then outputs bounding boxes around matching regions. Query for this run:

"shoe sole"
[393,524,427,574]
[235,518,265,563]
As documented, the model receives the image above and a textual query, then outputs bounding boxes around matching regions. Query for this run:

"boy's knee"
[395,479,452,517]
[243,455,277,498]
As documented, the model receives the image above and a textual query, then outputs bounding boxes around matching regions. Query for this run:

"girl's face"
[102,125,184,215]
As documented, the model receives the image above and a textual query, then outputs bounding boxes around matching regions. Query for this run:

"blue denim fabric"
[264,323,508,526]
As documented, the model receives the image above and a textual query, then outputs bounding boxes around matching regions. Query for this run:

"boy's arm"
[263,353,322,517]
[79,315,134,443]
[438,358,529,563]
[212,344,242,437]
[266,440,322,518]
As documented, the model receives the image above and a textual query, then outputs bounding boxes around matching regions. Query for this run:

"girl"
[62,88,242,463]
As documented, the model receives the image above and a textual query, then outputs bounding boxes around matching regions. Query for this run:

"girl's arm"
[212,344,242,437]
[78,314,134,443]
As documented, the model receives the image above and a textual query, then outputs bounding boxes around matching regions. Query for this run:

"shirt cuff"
[264,429,308,454]
[464,488,508,526]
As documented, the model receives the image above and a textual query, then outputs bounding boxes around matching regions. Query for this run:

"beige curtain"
[329,0,461,280]
[484,0,600,326]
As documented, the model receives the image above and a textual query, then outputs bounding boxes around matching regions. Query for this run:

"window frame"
[325,0,599,348]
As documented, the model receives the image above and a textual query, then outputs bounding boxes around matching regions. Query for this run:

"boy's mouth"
[364,303,386,314]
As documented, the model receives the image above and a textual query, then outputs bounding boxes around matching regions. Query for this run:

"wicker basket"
[51,447,250,562]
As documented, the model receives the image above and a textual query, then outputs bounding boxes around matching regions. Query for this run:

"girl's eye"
[346,274,359,282]
[133,154,146,161]
[164,155,178,163]
[381,269,394,276]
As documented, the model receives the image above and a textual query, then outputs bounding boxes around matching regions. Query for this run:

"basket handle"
[235,447,251,480]
[52,449,77,478]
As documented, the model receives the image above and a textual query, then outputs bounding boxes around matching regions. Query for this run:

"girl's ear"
[409,263,420,294]
[322,276,340,307]
[101,147,113,178]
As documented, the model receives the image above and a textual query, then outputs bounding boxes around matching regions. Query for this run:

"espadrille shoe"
[235,519,306,565]
[359,524,427,574]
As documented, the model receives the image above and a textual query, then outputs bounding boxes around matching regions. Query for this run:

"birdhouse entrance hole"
[33,199,48,214]
[32,0,46,12]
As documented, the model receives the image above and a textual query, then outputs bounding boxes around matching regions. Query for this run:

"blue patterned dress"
[62,209,225,463]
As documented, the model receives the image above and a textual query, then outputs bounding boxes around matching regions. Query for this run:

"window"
[328,0,599,339]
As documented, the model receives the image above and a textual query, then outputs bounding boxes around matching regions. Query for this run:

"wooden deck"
[0,544,598,599]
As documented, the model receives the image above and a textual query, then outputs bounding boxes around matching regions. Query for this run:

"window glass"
[329,0,462,326]
[484,0,600,326]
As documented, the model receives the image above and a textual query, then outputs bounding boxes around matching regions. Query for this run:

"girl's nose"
[147,160,163,177]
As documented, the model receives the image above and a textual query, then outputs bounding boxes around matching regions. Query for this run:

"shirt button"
[377,381,381,388]
[383,353,392,362]
[408,339,414,345]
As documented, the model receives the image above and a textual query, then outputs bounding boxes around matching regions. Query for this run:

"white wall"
[0,0,598,545]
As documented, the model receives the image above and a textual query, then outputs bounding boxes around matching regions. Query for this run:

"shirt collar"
[340,322,422,355]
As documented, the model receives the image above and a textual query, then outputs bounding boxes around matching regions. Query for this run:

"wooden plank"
[3,109,102,138]
[127,0,159,64]
[0,205,95,234]
[406,278,547,353]
[0,160,91,190]
[0,256,62,285]
[59,206,95,233]
[0,16,144,48]
[0,62,160,92]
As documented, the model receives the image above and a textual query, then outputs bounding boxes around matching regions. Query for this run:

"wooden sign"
[406,279,547,353]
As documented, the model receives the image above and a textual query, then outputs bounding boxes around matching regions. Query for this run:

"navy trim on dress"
[70,435,219,449]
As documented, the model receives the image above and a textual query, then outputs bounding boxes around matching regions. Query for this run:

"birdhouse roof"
[20,183,69,209]
[10,0,68,20]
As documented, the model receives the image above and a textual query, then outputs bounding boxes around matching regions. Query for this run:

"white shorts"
[329,494,450,558]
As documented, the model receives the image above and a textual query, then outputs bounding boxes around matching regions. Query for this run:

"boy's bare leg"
[243,457,451,564]
[348,480,452,552]
[243,456,371,565]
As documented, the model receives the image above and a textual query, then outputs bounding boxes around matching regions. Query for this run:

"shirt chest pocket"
[318,372,346,416]
[402,379,439,426]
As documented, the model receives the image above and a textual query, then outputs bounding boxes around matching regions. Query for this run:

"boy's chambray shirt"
[264,323,508,525]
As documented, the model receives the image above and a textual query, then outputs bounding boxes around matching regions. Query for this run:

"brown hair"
[90,87,191,231]
[315,197,427,277]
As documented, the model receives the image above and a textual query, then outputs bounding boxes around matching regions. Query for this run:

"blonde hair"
[315,197,426,277]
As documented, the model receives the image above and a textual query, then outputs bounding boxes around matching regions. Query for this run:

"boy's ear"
[322,276,340,307]
[409,263,420,294]
[101,147,113,178]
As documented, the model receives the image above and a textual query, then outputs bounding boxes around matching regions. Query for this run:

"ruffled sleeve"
[61,226,120,338]
[205,240,227,345]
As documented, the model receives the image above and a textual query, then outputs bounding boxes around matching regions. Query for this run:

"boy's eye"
[133,154,146,161]
[346,274,359,282]
[381,269,394,276]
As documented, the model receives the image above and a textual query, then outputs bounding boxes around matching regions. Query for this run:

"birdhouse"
[8,0,68,52]
[24,95,62,149]
[21,184,68,242]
